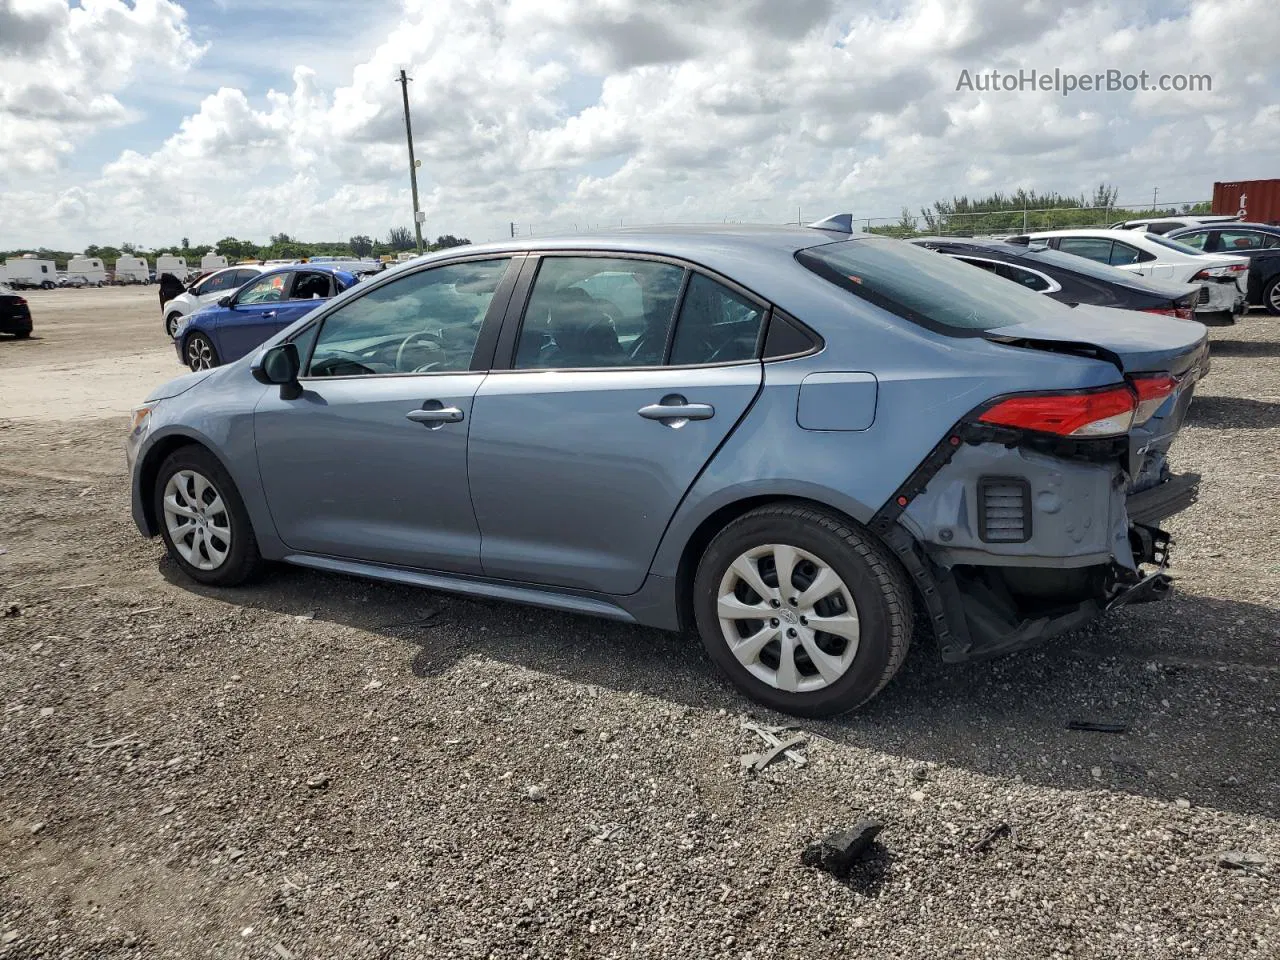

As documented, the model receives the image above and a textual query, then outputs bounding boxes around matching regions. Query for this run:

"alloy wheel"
[162,469,231,570]
[715,543,861,693]
[1269,282,1280,313]
[186,336,214,371]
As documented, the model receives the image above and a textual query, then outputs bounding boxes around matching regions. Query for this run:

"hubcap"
[167,314,180,337]
[716,543,861,693]
[187,337,212,370]
[1269,284,1280,312]
[162,469,231,570]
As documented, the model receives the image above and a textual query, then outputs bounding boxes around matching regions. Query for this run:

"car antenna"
[806,213,854,234]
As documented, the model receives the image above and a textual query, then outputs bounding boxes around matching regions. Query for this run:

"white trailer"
[200,252,229,273]
[115,256,150,284]
[4,256,57,290]
[67,256,108,286]
[155,255,189,282]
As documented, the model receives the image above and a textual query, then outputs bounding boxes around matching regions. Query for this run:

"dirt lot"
[1,290,1278,959]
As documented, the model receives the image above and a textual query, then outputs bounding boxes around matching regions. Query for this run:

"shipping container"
[1213,179,1280,223]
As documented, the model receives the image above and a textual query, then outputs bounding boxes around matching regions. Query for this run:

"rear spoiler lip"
[983,332,1209,380]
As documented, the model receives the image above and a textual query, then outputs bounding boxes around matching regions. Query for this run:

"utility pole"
[509,221,516,238]
[397,69,424,256]
[1152,186,1159,211]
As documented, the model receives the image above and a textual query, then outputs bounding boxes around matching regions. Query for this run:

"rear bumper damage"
[874,437,1198,663]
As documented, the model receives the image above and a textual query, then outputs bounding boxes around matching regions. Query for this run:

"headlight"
[129,405,154,441]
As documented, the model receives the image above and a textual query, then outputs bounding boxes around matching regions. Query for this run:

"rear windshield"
[1143,234,1209,256]
[796,238,1064,334]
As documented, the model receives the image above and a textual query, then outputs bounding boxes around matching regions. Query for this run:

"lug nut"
[787,628,797,638]
[770,599,781,608]
[788,597,798,606]
[770,618,779,627]
[799,616,808,626]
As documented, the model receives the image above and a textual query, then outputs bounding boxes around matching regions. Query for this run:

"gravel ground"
[1,299,1278,958]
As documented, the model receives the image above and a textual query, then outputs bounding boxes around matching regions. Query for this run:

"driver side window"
[238,273,287,304]
[306,258,511,378]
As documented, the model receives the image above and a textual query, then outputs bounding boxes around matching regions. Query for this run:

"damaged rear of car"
[796,237,1207,664]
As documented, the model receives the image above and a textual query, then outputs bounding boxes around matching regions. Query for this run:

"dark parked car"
[909,237,1199,319]
[0,284,33,338]
[127,221,1208,717]
[172,264,356,370]
[1166,223,1280,315]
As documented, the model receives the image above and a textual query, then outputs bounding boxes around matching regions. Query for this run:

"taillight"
[1191,264,1248,281]
[1130,373,1177,424]
[978,385,1135,438]
[1142,306,1194,321]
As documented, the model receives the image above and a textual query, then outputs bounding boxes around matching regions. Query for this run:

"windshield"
[1143,233,1214,256]
[796,238,1071,334]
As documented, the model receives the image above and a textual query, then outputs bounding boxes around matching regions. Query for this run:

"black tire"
[692,503,913,718]
[1263,276,1280,317]
[184,332,219,370]
[41,281,53,290]
[165,312,184,338]
[153,445,262,587]
[14,331,31,339]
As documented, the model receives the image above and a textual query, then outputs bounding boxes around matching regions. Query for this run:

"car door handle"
[406,406,464,425]
[637,398,715,422]
[261,310,277,319]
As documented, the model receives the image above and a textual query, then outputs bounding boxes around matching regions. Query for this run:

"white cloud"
[1,0,1278,249]
[0,0,201,177]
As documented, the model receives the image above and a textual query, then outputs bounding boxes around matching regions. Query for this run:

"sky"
[1,0,1277,250]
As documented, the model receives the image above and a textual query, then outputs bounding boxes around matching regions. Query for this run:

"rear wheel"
[1264,276,1280,317]
[154,446,261,586]
[14,331,31,339]
[185,332,218,371]
[692,504,913,717]
[41,281,53,290]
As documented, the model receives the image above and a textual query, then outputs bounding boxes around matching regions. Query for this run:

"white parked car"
[57,272,90,288]
[1108,215,1240,236]
[1027,228,1249,321]
[161,264,269,338]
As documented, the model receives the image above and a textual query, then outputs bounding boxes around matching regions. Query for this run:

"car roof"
[1169,221,1280,233]
[408,223,863,263]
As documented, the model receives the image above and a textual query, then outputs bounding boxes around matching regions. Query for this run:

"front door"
[467,256,766,595]
[253,257,517,572]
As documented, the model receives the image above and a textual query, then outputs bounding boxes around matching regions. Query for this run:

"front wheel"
[165,312,183,338]
[185,332,218,371]
[154,446,262,586]
[1263,276,1280,317]
[692,504,913,718]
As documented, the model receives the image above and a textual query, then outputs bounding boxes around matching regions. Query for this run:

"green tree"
[386,226,414,251]
[348,235,374,257]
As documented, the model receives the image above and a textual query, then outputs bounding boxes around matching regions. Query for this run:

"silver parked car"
[126,220,1207,716]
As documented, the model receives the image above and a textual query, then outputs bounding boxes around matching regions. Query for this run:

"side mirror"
[252,342,301,396]
[218,296,232,308]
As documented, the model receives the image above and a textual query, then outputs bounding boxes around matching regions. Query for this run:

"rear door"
[467,255,766,594]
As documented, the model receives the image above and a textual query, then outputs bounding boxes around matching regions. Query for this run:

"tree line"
[867,184,1212,238]
[1,228,470,271]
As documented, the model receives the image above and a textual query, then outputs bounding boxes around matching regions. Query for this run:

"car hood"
[987,304,1208,377]
[144,368,215,402]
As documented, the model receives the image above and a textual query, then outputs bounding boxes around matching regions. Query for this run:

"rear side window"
[1056,237,1115,264]
[669,273,766,365]
[291,272,331,300]
[998,263,1052,292]
[1109,242,1144,266]
[514,257,684,369]
[796,238,1055,334]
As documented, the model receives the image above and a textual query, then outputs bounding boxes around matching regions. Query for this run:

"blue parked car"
[173,264,357,370]
[127,220,1207,716]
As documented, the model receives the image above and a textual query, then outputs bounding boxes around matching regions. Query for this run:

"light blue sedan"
[126,220,1207,716]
